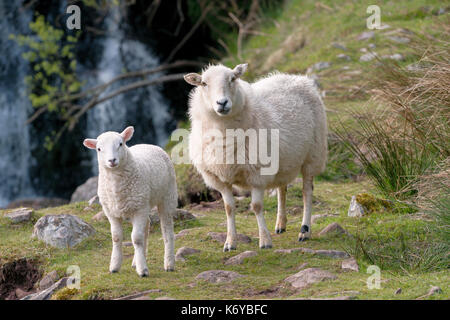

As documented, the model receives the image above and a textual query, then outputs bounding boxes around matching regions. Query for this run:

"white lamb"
[83,126,177,277]
[184,63,327,251]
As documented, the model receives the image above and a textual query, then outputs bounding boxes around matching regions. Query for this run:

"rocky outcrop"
[70,176,98,203]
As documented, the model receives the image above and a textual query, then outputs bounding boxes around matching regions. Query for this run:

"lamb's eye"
[119,142,123,147]
[201,81,207,87]
[97,148,101,152]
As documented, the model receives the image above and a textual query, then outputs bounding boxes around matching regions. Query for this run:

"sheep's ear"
[83,139,97,149]
[233,63,248,78]
[184,73,202,86]
[120,126,134,142]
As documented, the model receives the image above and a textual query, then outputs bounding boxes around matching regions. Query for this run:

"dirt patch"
[0,258,42,300]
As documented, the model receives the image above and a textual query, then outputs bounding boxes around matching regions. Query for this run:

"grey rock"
[207,232,252,244]
[318,222,348,237]
[357,31,375,41]
[196,270,244,283]
[342,258,359,271]
[275,247,315,254]
[348,195,365,217]
[368,43,376,49]
[359,52,378,62]
[308,62,331,73]
[332,42,347,51]
[5,208,33,223]
[285,268,337,289]
[21,278,68,300]
[387,35,410,44]
[39,270,59,290]
[70,176,98,203]
[315,250,350,259]
[382,53,404,61]
[175,229,191,239]
[428,286,442,295]
[32,214,96,248]
[175,247,201,262]
[337,54,351,61]
[225,251,257,265]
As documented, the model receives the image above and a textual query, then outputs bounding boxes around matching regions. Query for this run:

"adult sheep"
[184,64,327,251]
[83,126,177,277]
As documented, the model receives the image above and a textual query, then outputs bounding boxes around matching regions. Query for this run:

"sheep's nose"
[216,98,228,107]
[108,158,117,166]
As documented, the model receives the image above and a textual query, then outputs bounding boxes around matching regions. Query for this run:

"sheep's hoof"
[298,235,310,242]
[275,228,286,234]
[260,244,273,249]
[138,269,149,277]
[109,269,119,274]
[165,267,175,272]
[223,243,236,252]
[298,225,311,242]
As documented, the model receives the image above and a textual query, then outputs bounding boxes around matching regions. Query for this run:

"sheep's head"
[184,63,248,117]
[83,126,134,170]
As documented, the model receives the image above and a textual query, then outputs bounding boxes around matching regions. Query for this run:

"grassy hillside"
[1,0,448,300]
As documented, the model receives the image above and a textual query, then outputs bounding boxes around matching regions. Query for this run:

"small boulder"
[32,214,96,248]
[387,35,410,44]
[341,258,359,271]
[196,270,244,283]
[359,52,378,62]
[357,31,375,41]
[175,247,201,262]
[70,176,98,203]
[332,42,347,51]
[285,268,337,289]
[4,208,33,223]
[307,61,331,73]
[348,195,365,217]
[225,251,257,265]
[348,193,392,217]
[207,232,252,244]
[39,270,59,290]
[318,222,348,237]
[175,229,191,239]
[275,247,315,254]
[337,54,351,61]
[22,278,68,300]
[315,250,350,259]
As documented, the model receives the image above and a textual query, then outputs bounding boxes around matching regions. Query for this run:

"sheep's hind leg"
[221,188,237,252]
[107,216,123,273]
[275,186,287,234]
[131,212,150,277]
[158,202,175,271]
[299,171,313,242]
[251,188,272,249]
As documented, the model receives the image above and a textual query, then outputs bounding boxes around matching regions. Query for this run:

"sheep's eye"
[97,148,101,152]
[201,81,207,87]
[119,142,123,147]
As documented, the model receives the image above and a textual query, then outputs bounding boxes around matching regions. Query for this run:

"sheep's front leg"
[299,173,313,242]
[107,216,123,273]
[131,213,150,277]
[251,188,272,249]
[158,203,175,271]
[132,217,149,270]
[275,186,287,234]
[221,188,237,252]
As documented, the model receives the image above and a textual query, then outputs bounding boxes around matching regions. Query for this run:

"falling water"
[0,1,33,207]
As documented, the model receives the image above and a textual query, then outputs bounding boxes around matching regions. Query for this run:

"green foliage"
[10,14,82,114]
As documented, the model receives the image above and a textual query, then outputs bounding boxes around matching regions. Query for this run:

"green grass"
[1,178,448,300]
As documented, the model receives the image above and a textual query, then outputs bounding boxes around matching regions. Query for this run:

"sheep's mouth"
[215,108,231,116]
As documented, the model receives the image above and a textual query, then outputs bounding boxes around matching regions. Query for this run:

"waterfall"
[0,1,33,207]
[85,7,172,175]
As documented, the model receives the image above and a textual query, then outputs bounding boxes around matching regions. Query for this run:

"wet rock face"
[32,214,96,248]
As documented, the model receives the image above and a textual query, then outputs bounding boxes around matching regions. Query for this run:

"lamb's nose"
[108,158,117,165]
[216,98,228,107]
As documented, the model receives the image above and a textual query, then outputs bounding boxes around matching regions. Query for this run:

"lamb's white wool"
[185,64,327,250]
[83,126,177,276]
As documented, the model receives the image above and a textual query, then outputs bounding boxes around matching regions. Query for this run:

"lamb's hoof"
[223,243,236,252]
[298,235,310,242]
[298,225,311,242]
[275,228,286,234]
[260,244,273,249]
[165,267,175,272]
[138,269,149,277]
[110,270,119,274]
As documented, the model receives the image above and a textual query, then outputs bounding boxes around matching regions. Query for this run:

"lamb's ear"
[120,126,134,142]
[83,139,97,149]
[233,63,248,78]
[184,73,202,86]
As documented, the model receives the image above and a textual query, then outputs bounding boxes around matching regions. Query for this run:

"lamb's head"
[184,63,248,117]
[83,126,134,170]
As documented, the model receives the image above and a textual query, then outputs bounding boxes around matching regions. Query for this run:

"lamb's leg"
[275,185,287,234]
[131,212,150,277]
[132,216,150,269]
[157,203,175,271]
[299,172,314,242]
[107,216,123,273]
[221,187,237,252]
[251,188,272,249]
